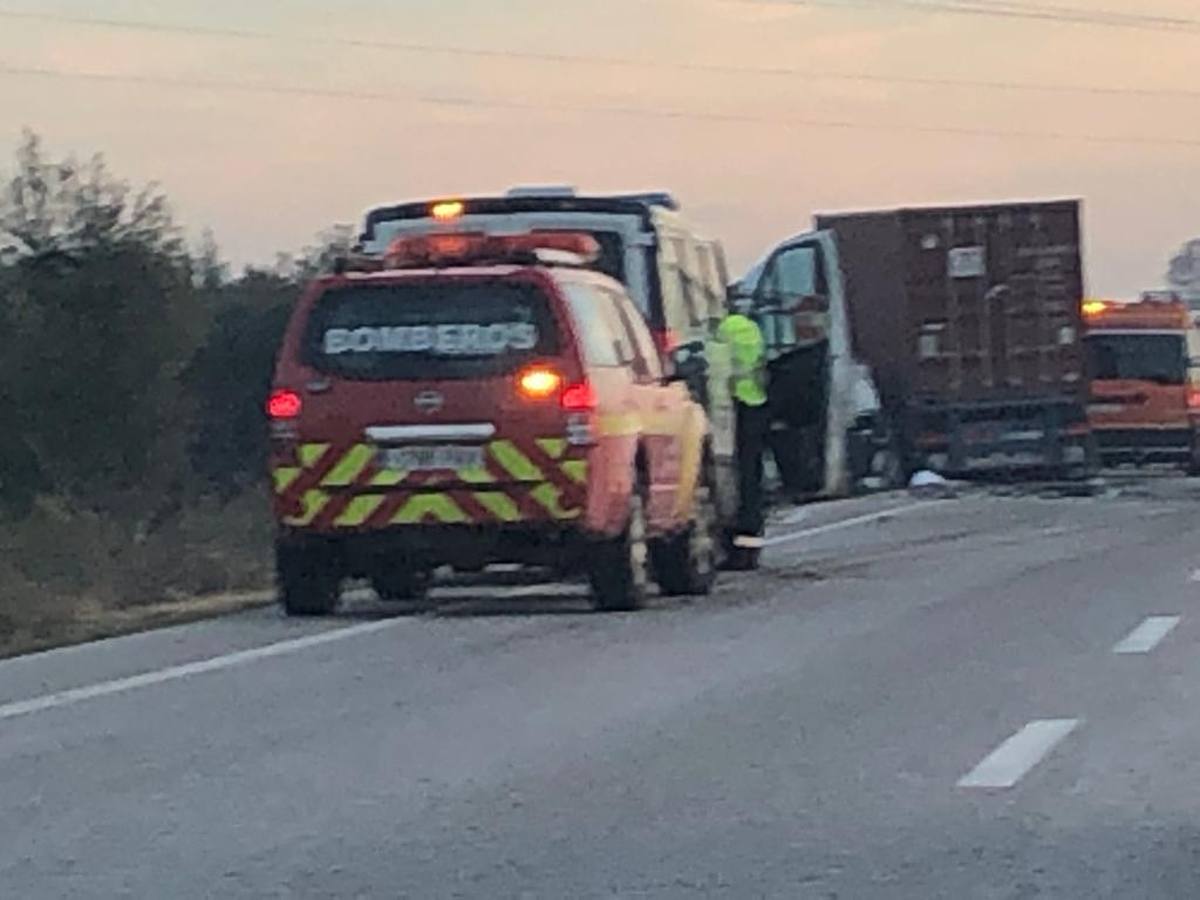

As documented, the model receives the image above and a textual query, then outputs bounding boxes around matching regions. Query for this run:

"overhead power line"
[3,63,1199,150]
[743,0,1200,32]
[0,8,1198,102]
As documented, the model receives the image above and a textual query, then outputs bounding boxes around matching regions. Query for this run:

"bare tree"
[1167,238,1200,305]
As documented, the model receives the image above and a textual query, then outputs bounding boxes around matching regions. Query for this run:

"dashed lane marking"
[958,719,1080,789]
[1113,616,1181,655]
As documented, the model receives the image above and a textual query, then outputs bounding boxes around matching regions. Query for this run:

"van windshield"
[578,230,625,284]
[303,279,560,381]
[1086,332,1187,384]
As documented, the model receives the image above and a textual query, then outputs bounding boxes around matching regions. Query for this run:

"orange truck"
[1083,294,1200,471]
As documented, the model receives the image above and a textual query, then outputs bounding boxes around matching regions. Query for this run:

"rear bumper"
[1093,427,1193,462]
[907,399,1093,477]
[277,523,595,574]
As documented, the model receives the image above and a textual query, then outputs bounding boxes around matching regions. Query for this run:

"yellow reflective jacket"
[717,313,767,407]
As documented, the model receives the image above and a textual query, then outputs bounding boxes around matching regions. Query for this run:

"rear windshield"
[302,280,560,381]
[1086,333,1187,385]
[582,231,625,284]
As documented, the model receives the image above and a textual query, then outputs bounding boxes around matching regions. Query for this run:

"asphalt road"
[5,477,1200,898]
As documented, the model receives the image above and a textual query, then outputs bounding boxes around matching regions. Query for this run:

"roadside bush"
[0,130,352,650]
[0,131,203,514]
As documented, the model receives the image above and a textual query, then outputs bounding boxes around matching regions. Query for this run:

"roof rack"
[599,192,678,211]
[360,191,681,243]
[505,185,577,199]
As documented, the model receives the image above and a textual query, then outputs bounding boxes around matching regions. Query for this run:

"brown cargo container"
[816,200,1094,477]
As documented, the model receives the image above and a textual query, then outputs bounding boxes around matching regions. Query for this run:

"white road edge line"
[0,618,405,723]
[763,502,929,547]
[958,719,1080,789]
[1113,616,1181,655]
[780,507,810,525]
[0,501,931,722]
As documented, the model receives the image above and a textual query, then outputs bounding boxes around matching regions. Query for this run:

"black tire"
[724,545,762,572]
[277,542,339,617]
[652,471,718,597]
[1187,436,1200,477]
[589,491,651,612]
[371,568,432,612]
[851,442,901,496]
[874,436,906,489]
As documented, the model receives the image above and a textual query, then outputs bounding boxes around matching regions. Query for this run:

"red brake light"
[561,381,597,411]
[267,389,302,419]
[1188,387,1200,409]
[651,328,681,358]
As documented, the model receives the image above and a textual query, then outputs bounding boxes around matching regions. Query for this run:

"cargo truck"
[1083,293,1200,471]
[736,199,1095,495]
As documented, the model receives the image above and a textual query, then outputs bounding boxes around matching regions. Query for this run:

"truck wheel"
[371,568,432,613]
[589,491,651,612]
[277,542,339,617]
[652,473,718,597]
[725,543,762,572]
[1188,436,1200,477]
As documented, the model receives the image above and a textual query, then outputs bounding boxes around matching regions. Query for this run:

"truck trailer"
[738,199,1096,494]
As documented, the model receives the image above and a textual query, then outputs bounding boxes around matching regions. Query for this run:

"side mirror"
[664,340,707,385]
[726,283,750,311]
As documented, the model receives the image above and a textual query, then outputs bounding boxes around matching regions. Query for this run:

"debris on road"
[908,470,959,500]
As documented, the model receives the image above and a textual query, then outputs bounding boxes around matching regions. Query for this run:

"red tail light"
[561,381,597,411]
[267,389,302,419]
[1188,387,1200,409]
[651,328,680,358]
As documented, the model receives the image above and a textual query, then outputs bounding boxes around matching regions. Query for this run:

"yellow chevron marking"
[335,494,384,527]
[561,460,588,485]
[536,438,567,460]
[490,440,544,482]
[322,444,372,487]
[284,489,330,527]
[529,483,581,520]
[370,468,407,487]
[458,464,497,485]
[272,467,301,494]
[392,494,469,525]
[672,412,706,519]
[474,491,522,522]
[299,443,330,468]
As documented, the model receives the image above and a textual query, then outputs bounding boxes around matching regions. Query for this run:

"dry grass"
[0,490,275,658]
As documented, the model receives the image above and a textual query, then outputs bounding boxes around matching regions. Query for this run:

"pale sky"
[2,0,1199,295]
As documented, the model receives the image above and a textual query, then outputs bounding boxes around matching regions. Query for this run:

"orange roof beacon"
[1083,293,1200,471]
[267,231,716,615]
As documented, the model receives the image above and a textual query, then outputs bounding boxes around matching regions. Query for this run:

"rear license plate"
[381,445,485,472]
[963,423,1001,443]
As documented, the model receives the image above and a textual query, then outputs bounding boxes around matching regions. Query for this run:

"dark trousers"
[735,401,769,537]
